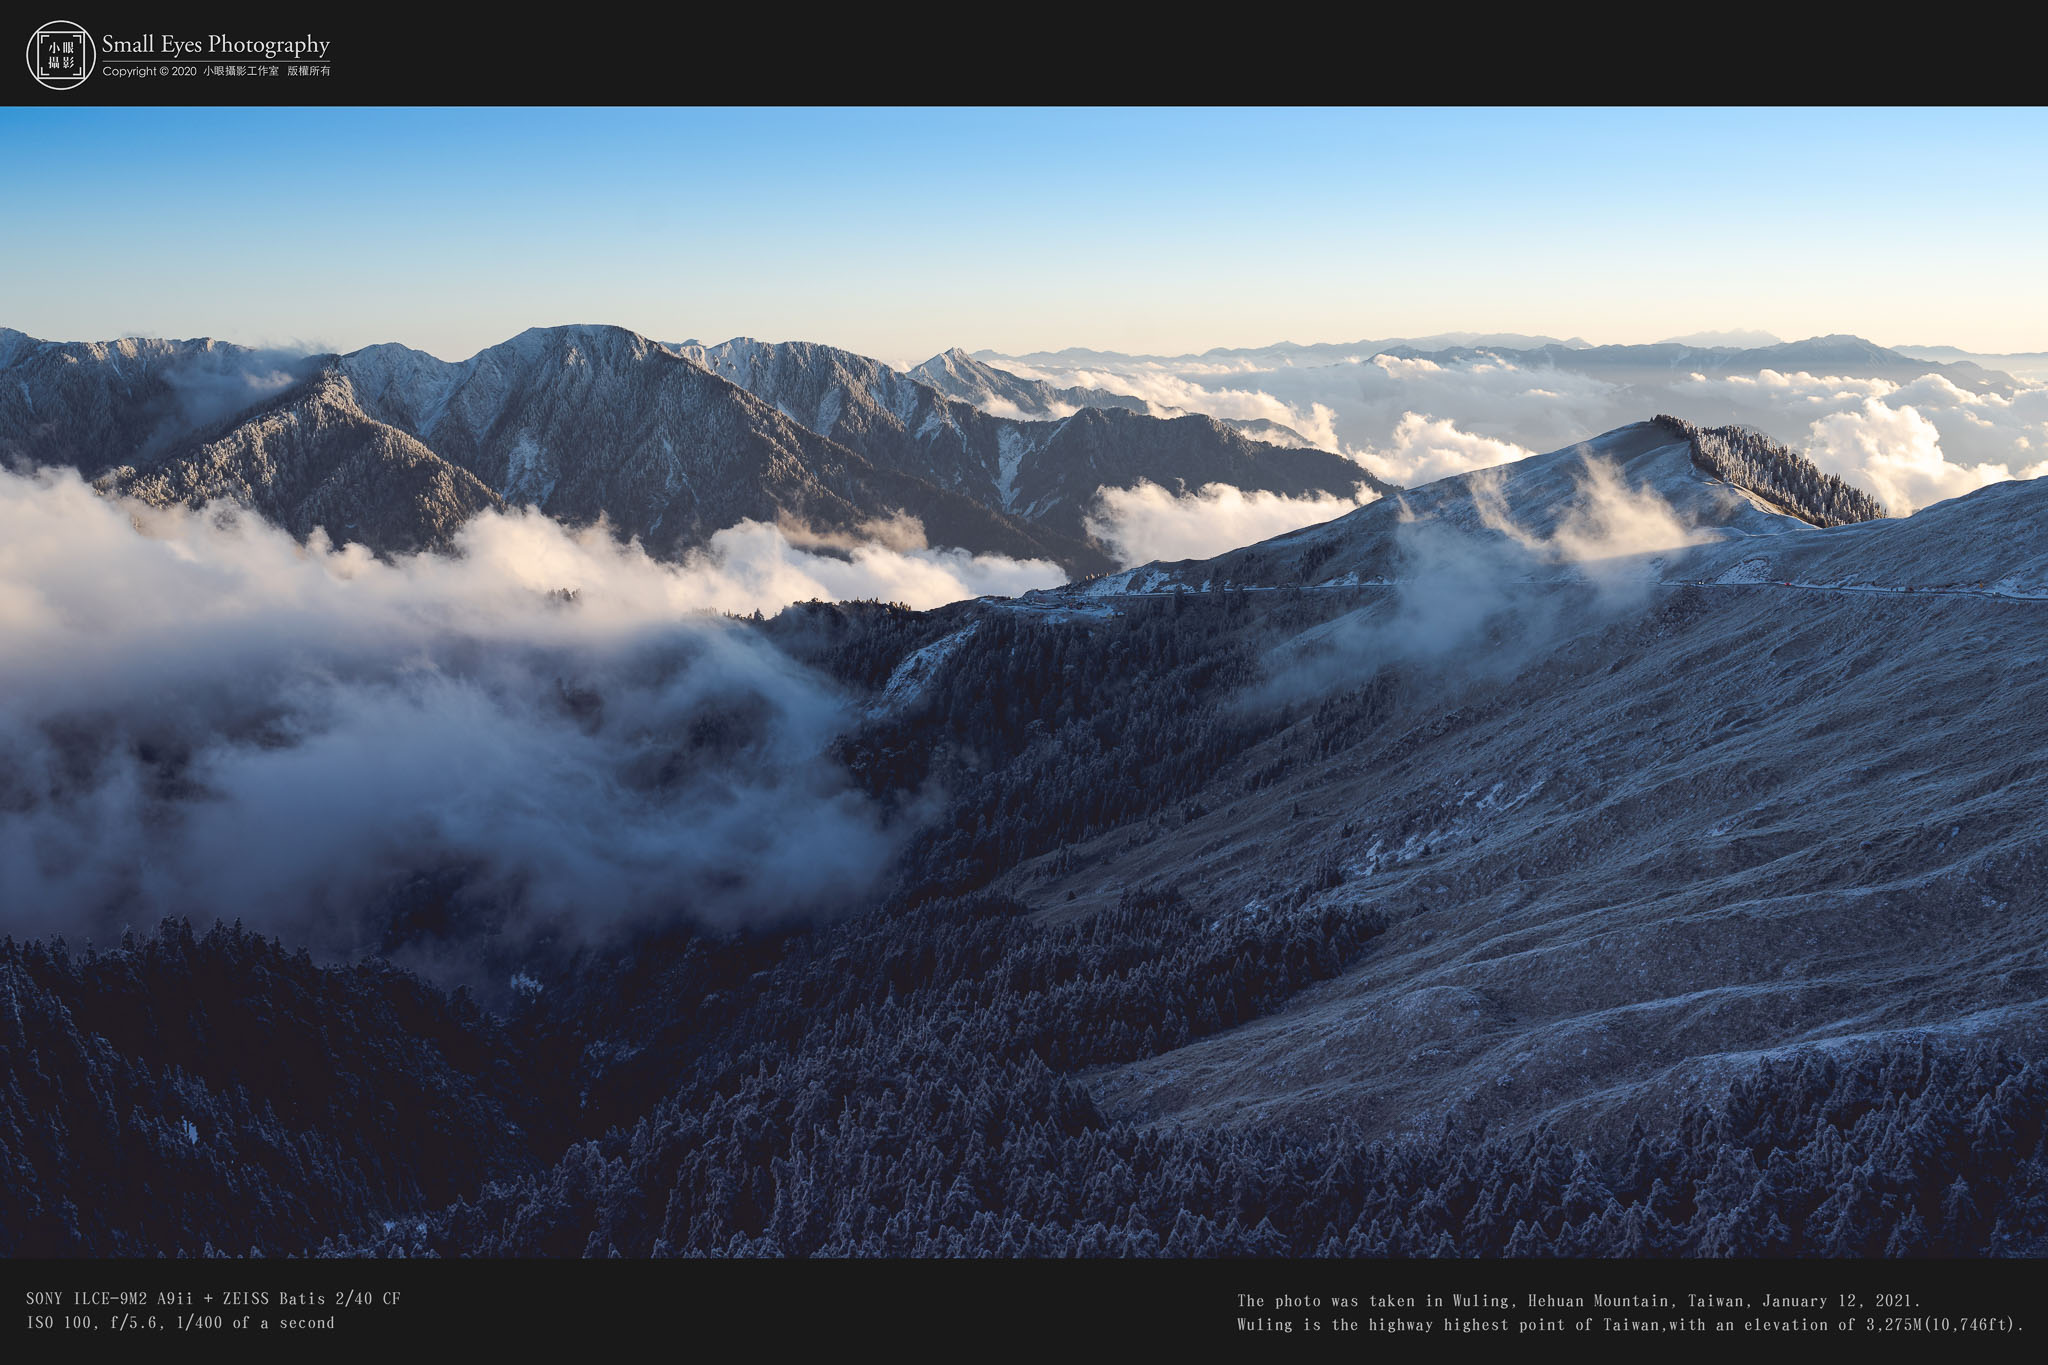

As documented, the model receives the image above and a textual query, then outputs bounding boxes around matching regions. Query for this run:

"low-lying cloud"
[991,350,1615,471]
[1260,456,1703,702]
[1085,480,1379,567]
[1803,398,2015,516]
[1352,411,1538,487]
[1469,456,1710,594]
[0,469,1029,957]
[977,394,1079,423]
[155,345,320,443]
[693,514,1063,609]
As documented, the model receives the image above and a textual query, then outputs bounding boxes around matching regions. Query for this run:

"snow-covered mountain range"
[0,324,1386,573]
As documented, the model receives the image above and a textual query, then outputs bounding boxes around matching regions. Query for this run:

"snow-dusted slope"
[908,347,1148,421]
[672,336,1012,499]
[978,432,2048,1141]
[1075,554,2048,1139]
[78,325,1092,567]
[1079,419,1806,594]
[674,336,1388,544]
[0,332,318,476]
[106,369,503,553]
[1685,470,2048,596]
[380,326,1099,566]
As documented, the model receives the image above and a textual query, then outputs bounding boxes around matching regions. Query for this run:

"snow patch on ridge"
[872,622,980,715]
[1081,570,1135,597]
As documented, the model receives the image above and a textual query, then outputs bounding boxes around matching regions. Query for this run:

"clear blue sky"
[4,106,2044,362]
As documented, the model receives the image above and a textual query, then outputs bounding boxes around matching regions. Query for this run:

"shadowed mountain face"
[673,336,1012,498]
[4,324,1396,574]
[334,326,1101,567]
[675,336,1388,542]
[6,324,1103,572]
[107,369,505,555]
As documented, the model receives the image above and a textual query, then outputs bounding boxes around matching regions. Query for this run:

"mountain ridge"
[4,322,1398,573]
[1377,333,2017,393]
[667,333,1390,545]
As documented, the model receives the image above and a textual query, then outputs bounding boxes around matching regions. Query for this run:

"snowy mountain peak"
[1073,420,1843,593]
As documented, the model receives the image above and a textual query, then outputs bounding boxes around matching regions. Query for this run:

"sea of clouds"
[1023,348,2048,559]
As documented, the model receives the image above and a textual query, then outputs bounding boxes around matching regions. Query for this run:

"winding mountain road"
[1000,577,2047,611]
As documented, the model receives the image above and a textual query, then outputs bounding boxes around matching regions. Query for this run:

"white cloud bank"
[1085,481,1380,567]
[0,470,1051,953]
[1682,369,2048,514]
[687,516,1062,611]
[1351,411,1538,487]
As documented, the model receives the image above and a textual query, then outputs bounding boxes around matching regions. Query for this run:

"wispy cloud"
[1258,456,1705,704]
[1085,480,1379,567]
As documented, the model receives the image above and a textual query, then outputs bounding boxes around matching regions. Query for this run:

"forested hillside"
[1656,413,1889,527]
[8,571,2048,1258]
[13,900,2043,1258]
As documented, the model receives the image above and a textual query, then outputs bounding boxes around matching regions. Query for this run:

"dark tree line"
[0,921,543,1256]
[759,598,966,694]
[814,595,1338,897]
[1656,413,1888,526]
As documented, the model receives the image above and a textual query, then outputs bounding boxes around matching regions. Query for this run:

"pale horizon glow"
[4,106,2046,362]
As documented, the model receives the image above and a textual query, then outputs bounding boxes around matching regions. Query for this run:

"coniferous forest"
[1657,415,1889,527]
[6,593,2046,1259]
[8,903,2046,1258]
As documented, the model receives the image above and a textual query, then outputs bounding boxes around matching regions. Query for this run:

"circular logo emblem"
[27,20,94,90]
